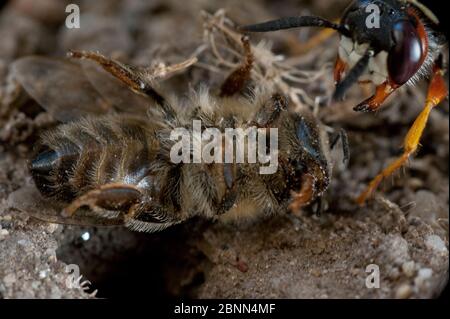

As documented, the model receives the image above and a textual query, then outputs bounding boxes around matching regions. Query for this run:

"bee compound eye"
[387,20,423,85]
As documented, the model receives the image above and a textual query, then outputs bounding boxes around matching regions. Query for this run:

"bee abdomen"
[30,115,158,202]
[30,141,80,200]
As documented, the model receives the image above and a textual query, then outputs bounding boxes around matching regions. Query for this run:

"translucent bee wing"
[30,209,125,227]
[7,185,125,227]
[12,56,112,123]
[80,60,152,115]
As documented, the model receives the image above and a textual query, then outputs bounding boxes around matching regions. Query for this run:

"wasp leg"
[353,80,399,112]
[357,65,448,205]
[334,55,347,84]
[61,183,142,217]
[219,35,254,97]
[289,174,315,213]
[330,128,350,165]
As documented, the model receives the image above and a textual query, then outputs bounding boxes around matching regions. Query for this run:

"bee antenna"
[238,16,351,37]
[333,49,373,102]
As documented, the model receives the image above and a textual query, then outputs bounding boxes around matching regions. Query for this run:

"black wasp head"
[239,0,437,98]
[342,0,409,52]
[342,0,427,86]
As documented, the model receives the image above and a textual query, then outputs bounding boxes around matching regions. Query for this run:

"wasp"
[12,34,337,232]
[239,0,448,204]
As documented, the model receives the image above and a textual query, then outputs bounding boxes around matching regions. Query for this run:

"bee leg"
[310,196,326,216]
[357,64,448,205]
[123,203,184,233]
[219,35,254,97]
[253,93,288,127]
[219,163,238,214]
[353,80,399,112]
[289,174,315,214]
[61,183,142,217]
[68,50,178,121]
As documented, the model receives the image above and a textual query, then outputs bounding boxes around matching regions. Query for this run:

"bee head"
[279,112,331,199]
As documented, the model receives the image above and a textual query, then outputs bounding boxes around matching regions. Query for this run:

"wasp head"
[239,0,440,100]
[341,0,428,87]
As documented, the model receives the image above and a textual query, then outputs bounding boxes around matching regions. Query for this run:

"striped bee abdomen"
[30,114,161,202]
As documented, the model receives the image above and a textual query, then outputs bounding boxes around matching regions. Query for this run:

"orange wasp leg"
[357,66,448,205]
[353,80,400,112]
[61,183,142,217]
[334,54,347,84]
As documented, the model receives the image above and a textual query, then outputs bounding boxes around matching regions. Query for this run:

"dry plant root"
[200,10,332,112]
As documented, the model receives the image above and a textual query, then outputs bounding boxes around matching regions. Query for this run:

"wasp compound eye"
[387,20,423,85]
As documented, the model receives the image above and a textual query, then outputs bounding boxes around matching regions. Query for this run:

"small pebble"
[3,273,16,287]
[418,268,433,279]
[414,268,433,289]
[312,240,326,255]
[81,231,90,241]
[31,281,40,290]
[0,228,9,240]
[46,223,59,234]
[350,268,360,276]
[18,239,28,246]
[311,269,321,277]
[401,261,416,278]
[395,284,413,299]
[387,267,400,280]
[425,235,448,254]
[39,269,49,279]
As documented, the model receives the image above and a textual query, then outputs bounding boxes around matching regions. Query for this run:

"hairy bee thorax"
[30,85,332,226]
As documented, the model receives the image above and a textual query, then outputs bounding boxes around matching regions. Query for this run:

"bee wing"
[80,60,152,115]
[8,185,125,227]
[12,56,113,123]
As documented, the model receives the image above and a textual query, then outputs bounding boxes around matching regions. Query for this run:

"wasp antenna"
[333,50,373,102]
[238,16,350,37]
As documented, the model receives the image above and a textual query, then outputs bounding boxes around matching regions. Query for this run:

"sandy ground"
[0,0,448,298]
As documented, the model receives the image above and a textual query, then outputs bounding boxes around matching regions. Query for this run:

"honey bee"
[12,36,339,233]
[240,0,448,204]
